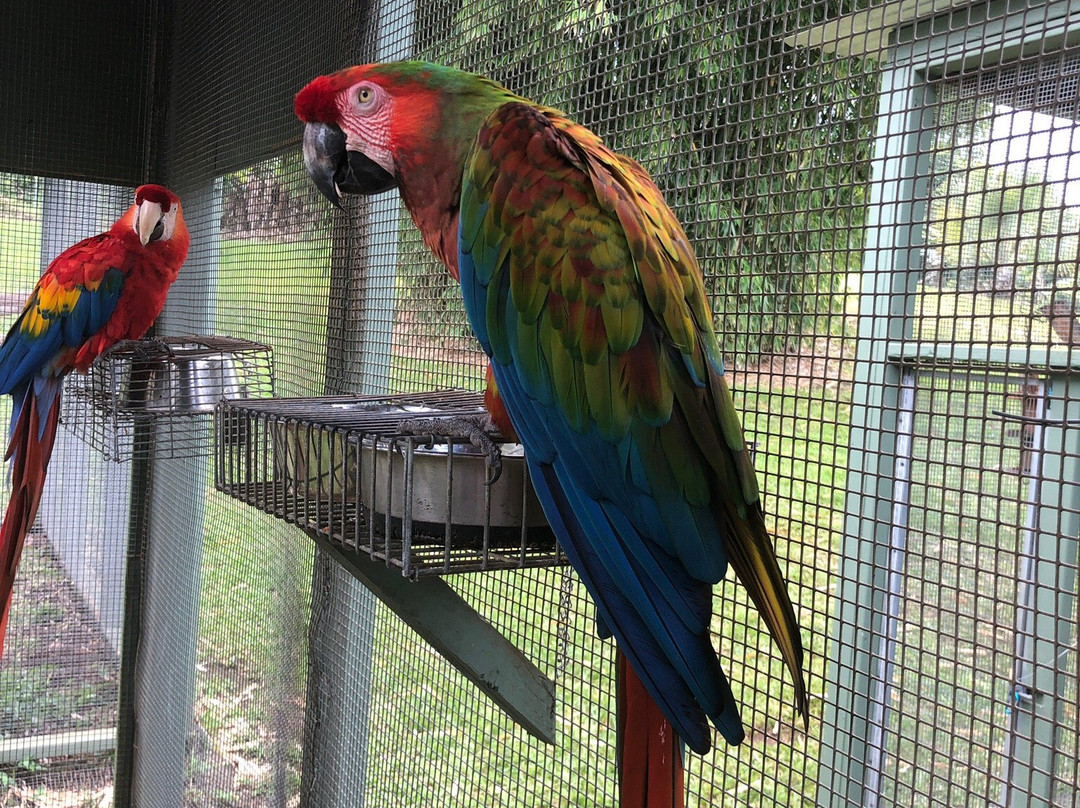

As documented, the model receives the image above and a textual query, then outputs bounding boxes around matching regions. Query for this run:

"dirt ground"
[730,336,855,394]
[0,533,118,807]
[1,532,119,737]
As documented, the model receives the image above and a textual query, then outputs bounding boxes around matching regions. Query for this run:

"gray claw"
[103,338,174,362]
[397,414,504,485]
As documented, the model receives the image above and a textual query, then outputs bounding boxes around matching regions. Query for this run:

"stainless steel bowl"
[362,440,552,544]
[273,402,552,545]
[148,356,245,413]
[120,342,254,414]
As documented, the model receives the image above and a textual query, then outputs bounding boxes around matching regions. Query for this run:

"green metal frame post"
[816,3,1080,805]
[1003,373,1080,807]
[816,61,932,808]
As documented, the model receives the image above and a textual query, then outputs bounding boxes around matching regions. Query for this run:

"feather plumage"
[454,97,807,751]
[296,61,809,798]
[0,185,188,655]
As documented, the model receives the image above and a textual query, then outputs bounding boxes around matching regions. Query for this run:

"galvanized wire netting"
[193,1,858,804]
[0,180,133,799]
[0,0,1078,806]
[861,31,1080,808]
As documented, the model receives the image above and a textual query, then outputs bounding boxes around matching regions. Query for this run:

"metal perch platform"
[214,390,565,578]
[62,335,274,461]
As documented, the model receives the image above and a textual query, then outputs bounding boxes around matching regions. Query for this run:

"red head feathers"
[135,184,178,211]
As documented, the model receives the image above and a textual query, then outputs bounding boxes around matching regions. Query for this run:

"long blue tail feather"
[496,365,744,752]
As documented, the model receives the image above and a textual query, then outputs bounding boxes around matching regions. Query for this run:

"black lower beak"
[302,122,397,208]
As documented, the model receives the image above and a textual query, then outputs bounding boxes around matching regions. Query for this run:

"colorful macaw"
[0,184,188,656]
[296,63,808,805]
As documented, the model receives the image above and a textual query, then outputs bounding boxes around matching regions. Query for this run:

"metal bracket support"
[306,527,557,745]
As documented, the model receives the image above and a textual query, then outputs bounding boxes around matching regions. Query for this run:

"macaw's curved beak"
[135,200,165,246]
[302,122,397,209]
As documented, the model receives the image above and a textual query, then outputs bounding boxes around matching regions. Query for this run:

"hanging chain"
[555,566,574,679]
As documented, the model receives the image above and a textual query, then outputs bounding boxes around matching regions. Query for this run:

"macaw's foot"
[101,338,175,361]
[396,415,505,485]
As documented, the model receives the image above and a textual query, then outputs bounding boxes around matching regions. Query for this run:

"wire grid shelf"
[215,390,565,577]
[61,335,274,461]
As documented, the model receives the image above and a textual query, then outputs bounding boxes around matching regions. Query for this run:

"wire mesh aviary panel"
[2,0,1080,806]
[0,178,138,803]
[885,38,1080,808]
[820,9,1080,808]
[916,52,1080,351]
[155,0,875,800]
[231,1,871,805]
[871,366,1077,806]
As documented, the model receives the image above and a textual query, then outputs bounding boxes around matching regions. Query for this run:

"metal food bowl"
[140,355,245,413]
[273,401,552,547]
[272,402,438,499]
[112,337,272,415]
[362,439,553,547]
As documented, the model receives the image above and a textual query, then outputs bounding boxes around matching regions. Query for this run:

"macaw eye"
[357,87,374,105]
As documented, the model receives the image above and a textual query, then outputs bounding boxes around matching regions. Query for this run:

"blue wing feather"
[82,268,124,339]
[0,328,63,397]
[0,267,125,442]
[493,360,744,750]
[0,267,124,396]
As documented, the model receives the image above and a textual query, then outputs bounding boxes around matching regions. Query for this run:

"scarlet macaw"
[296,63,807,805]
[0,184,189,655]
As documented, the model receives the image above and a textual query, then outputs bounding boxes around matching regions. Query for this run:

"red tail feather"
[0,389,61,656]
[484,363,518,441]
[616,649,685,808]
